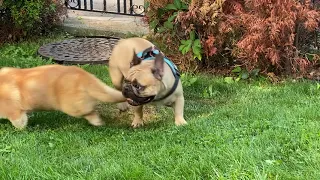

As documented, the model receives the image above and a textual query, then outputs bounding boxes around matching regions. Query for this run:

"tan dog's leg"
[84,111,105,126]
[109,67,129,112]
[61,100,105,126]
[8,111,28,130]
[174,95,187,126]
[117,102,130,112]
[132,105,144,128]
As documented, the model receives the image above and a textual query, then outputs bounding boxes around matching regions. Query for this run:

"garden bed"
[1,34,320,179]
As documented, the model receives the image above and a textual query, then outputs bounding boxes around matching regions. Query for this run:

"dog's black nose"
[124,85,130,91]
[122,85,131,98]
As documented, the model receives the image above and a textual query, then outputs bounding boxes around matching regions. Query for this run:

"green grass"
[1,34,320,179]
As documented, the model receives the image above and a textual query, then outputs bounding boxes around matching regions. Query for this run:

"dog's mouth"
[122,82,156,106]
[126,95,156,106]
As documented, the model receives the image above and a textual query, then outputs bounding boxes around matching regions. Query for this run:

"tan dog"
[108,37,187,127]
[0,64,126,129]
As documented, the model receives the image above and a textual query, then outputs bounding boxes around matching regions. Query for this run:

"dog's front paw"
[85,113,105,126]
[11,120,27,130]
[117,102,129,112]
[175,117,187,126]
[10,113,28,130]
[131,119,144,128]
[89,120,106,126]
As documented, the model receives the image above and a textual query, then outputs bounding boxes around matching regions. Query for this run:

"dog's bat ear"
[131,49,142,66]
[152,53,164,80]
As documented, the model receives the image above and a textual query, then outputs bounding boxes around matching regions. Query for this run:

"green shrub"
[0,0,67,44]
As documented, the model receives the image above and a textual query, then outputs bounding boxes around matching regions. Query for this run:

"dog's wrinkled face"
[122,49,164,106]
[122,79,156,106]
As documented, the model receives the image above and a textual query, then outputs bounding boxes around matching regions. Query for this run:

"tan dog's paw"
[85,112,105,126]
[10,113,28,130]
[175,117,187,126]
[131,119,144,128]
[89,119,106,126]
[11,121,28,130]
[117,102,129,112]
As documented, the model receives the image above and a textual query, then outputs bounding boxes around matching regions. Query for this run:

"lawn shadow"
[0,104,177,131]
[0,119,10,125]
[98,103,175,130]
[20,104,130,131]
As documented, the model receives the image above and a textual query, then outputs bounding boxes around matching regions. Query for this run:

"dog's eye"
[133,83,142,90]
[124,79,131,83]
[132,79,145,90]
[132,82,144,91]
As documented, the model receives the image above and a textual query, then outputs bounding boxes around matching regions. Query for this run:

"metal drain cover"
[38,37,120,65]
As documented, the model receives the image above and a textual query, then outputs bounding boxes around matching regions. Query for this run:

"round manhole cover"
[38,37,120,65]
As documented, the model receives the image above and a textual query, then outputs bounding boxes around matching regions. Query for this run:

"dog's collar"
[137,46,180,101]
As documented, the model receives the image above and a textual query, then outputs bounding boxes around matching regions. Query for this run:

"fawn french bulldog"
[108,37,187,127]
[0,64,126,129]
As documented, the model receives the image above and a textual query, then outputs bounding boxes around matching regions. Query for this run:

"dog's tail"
[86,75,126,103]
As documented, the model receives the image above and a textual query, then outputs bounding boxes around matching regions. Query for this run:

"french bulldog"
[108,37,187,127]
[0,64,126,129]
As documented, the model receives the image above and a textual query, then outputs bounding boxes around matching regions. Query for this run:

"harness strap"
[155,73,180,101]
[137,46,180,102]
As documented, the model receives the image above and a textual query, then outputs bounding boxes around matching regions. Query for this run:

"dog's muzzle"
[122,83,155,106]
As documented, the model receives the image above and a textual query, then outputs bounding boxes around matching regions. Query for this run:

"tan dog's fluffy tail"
[86,75,126,103]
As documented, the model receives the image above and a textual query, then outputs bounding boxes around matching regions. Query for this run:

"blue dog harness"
[136,46,180,101]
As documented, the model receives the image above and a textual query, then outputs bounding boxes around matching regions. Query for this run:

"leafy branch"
[179,30,203,60]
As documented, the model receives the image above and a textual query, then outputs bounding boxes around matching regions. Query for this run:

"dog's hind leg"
[8,111,28,130]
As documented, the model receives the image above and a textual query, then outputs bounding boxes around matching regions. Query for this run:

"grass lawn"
[0,34,320,179]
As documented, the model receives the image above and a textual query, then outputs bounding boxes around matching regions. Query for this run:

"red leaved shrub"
[146,0,320,75]
[228,0,320,74]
